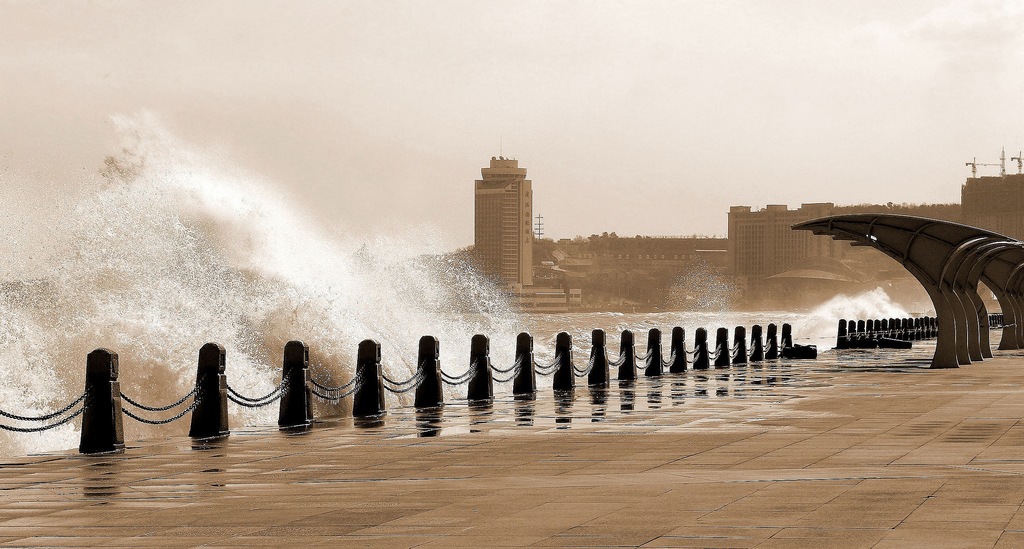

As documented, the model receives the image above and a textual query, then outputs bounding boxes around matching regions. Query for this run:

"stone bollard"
[644,328,664,377]
[353,339,386,417]
[836,319,849,350]
[714,327,730,368]
[781,323,793,349]
[848,319,858,346]
[749,325,764,362]
[189,342,229,439]
[765,323,779,360]
[692,328,710,370]
[414,336,443,409]
[278,341,312,428]
[881,318,890,338]
[856,320,866,339]
[79,349,125,454]
[552,332,575,392]
[733,326,748,365]
[617,330,637,381]
[513,332,537,396]
[467,334,493,402]
[668,327,688,373]
[588,329,610,386]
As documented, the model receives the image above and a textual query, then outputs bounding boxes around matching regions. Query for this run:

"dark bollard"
[278,341,312,428]
[189,343,228,439]
[848,319,858,346]
[692,328,710,370]
[881,318,890,338]
[903,318,912,341]
[513,332,537,396]
[467,334,493,402]
[617,330,637,380]
[588,329,610,386]
[353,339,386,417]
[552,332,575,391]
[644,328,664,377]
[80,349,125,454]
[765,323,779,360]
[856,320,866,339]
[749,325,764,362]
[733,326,748,365]
[668,327,688,373]
[714,327,730,367]
[414,336,443,409]
[781,323,793,349]
[836,319,849,349]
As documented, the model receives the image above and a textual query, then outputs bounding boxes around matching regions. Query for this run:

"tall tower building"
[474,156,533,287]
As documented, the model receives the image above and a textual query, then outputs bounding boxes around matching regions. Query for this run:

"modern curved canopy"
[793,214,1024,369]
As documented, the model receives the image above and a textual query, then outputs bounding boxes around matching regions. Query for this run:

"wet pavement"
[5,344,1024,547]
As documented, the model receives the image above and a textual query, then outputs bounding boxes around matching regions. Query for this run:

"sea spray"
[0,112,520,457]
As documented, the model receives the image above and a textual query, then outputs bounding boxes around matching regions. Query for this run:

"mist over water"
[0,113,913,458]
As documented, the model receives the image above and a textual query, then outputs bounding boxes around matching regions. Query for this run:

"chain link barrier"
[312,374,362,401]
[0,392,88,422]
[310,374,358,393]
[120,387,197,412]
[122,396,201,425]
[440,360,476,386]
[492,357,523,383]
[382,369,425,394]
[226,379,288,408]
[381,360,426,391]
[0,397,90,433]
[572,355,595,377]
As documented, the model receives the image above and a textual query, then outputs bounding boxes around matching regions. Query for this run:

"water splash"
[0,112,520,456]
[797,288,910,342]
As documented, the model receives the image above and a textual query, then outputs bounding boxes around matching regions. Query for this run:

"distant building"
[728,203,840,281]
[727,201,961,306]
[962,173,1024,240]
[474,157,533,287]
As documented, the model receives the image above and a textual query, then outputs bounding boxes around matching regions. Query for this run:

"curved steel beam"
[793,214,1021,369]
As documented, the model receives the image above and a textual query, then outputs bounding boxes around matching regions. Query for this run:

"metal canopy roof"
[793,214,1024,369]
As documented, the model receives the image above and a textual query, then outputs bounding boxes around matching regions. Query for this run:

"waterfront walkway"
[4,347,1024,547]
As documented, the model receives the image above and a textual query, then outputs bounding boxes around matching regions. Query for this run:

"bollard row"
[28,324,804,455]
[835,317,938,350]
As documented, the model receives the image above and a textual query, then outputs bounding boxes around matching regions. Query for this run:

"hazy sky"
[2,0,1023,245]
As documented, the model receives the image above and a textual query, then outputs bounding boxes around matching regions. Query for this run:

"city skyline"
[2,1,1023,246]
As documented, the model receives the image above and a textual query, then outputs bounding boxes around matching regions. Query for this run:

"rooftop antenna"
[1001,147,1007,176]
[500,135,503,158]
[1012,151,1023,174]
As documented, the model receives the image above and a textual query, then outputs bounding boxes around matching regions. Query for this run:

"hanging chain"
[122,396,200,425]
[0,392,88,422]
[120,387,197,412]
[0,399,89,433]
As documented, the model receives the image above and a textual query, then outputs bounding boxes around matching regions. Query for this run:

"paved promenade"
[4,347,1024,548]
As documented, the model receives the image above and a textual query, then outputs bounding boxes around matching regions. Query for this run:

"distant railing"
[1,323,811,455]
[835,317,940,350]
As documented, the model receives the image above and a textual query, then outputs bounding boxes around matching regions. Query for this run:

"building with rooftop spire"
[474,156,533,287]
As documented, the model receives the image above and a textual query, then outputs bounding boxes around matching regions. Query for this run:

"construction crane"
[965,156,1001,178]
[1012,151,1023,175]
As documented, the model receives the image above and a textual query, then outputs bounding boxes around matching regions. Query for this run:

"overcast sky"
[2,0,1023,244]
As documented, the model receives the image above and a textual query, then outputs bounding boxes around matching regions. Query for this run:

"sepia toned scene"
[2,1,1024,547]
